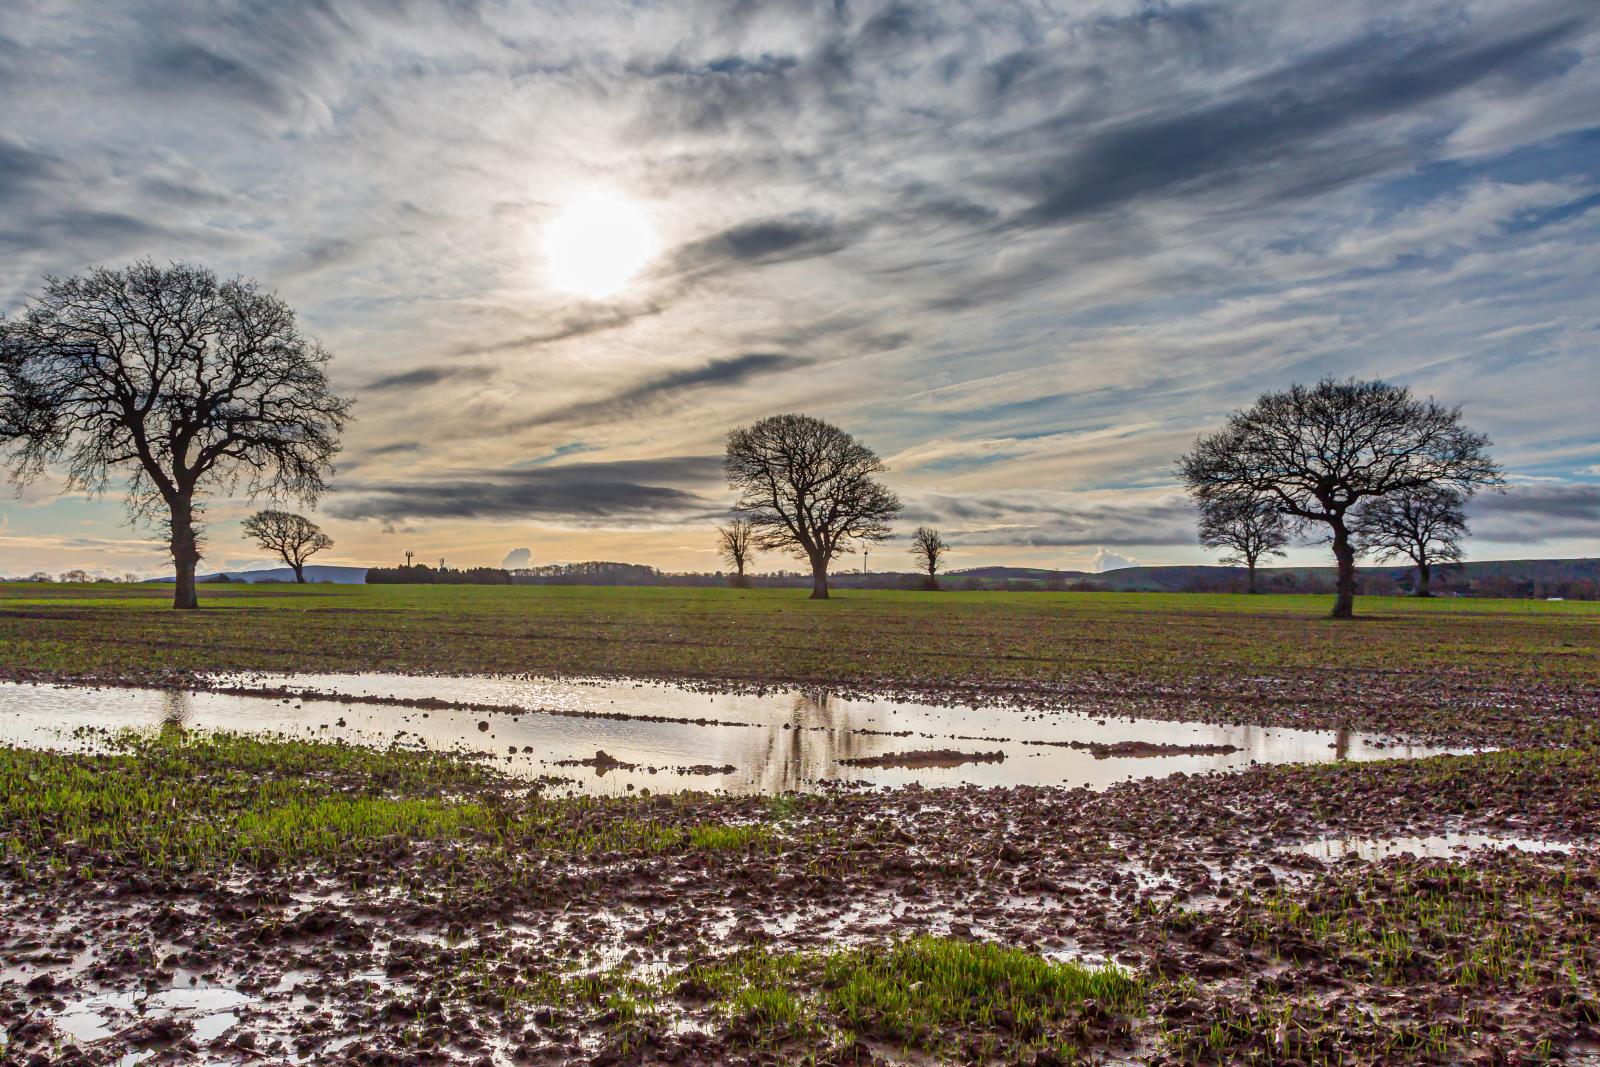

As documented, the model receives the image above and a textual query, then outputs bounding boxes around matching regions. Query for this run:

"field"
[1,582,1598,1064]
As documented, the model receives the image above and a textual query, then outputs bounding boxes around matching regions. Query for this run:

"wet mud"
[2,733,1597,1066]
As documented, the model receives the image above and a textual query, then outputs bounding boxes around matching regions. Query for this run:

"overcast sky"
[2,0,1598,577]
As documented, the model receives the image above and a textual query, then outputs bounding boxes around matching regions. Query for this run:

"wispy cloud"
[0,0,1595,569]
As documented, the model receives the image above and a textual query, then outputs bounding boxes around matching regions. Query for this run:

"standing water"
[0,674,1468,795]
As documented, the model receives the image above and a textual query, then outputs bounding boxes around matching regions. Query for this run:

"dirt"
[837,749,1008,769]
[1023,739,1244,758]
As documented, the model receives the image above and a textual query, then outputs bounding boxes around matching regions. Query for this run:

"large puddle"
[0,675,1468,796]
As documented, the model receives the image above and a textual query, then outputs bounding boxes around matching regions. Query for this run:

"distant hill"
[130,557,1598,598]
[147,564,368,584]
[951,558,1600,596]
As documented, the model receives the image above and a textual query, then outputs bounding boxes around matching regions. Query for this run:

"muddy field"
[2,715,1598,1064]
[1,585,1597,1064]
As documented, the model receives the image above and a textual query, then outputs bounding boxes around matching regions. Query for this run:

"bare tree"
[909,526,948,590]
[243,509,334,583]
[1197,495,1291,594]
[724,413,901,600]
[717,517,755,587]
[1353,485,1466,598]
[1179,377,1499,618]
[0,261,351,608]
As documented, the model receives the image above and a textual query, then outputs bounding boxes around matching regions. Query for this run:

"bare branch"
[724,414,901,599]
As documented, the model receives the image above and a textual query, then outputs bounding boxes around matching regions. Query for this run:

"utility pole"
[863,548,869,574]
[404,550,414,567]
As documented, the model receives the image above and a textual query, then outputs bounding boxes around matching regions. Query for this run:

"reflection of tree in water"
[746,688,889,792]
[160,689,193,729]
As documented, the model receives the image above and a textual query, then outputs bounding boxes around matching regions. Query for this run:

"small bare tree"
[717,517,755,587]
[909,526,948,590]
[0,261,351,608]
[1180,377,1499,618]
[724,413,901,600]
[1197,495,1291,594]
[1353,485,1466,597]
[244,509,334,583]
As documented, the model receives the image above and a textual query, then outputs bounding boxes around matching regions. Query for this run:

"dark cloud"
[660,215,849,275]
[329,455,722,523]
[0,139,61,206]
[275,236,366,279]
[136,42,297,115]
[136,175,233,209]
[456,303,666,357]
[362,365,479,392]
[1469,484,1600,542]
[0,209,174,255]
[1009,10,1592,227]
[524,352,811,429]
[906,493,1199,547]
[364,441,423,456]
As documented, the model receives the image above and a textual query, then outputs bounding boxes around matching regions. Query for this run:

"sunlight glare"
[543,190,658,299]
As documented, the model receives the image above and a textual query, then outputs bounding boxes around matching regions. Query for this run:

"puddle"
[0,675,1470,796]
[1286,833,1579,862]
[41,984,252,1050]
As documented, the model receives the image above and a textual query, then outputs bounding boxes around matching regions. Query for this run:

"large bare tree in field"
[1180,377,1499,618]
[724,413,901,600]
[1197,495,1290,593]
[1353,484,1467,598]
[716,517,755,587]
[243,509,334,583]
[0,261,352,609]
[909,526,948,590]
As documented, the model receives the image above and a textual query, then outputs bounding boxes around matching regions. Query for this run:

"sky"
[1,0,1598,578]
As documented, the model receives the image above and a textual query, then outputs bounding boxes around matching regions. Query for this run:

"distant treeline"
[366,564,512,585]
[509,561,938,590]
[495,559,1599,599]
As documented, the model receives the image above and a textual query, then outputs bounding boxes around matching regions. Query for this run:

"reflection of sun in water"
[543,190,658,299]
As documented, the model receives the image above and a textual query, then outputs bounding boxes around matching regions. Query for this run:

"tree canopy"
[0,261,352,607]
[1353,484,1468,597]
[909,526,948,589]
[1196,495,1291,593]
[724,413,900,599]
[1180,377,1499,617]
[243,509,334,583]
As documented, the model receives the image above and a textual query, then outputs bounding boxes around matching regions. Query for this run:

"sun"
[543,190,659,299]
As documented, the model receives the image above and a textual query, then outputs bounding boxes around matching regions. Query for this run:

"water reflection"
[0,676,1475,797]
[161,689,190,728]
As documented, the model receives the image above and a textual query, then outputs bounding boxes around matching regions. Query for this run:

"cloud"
[660,215,849,276]
[363,366,479,392]
[1469,484,1600,542]
[501,546,532,568]
[364,441,423,457]
[1091,548,1140,572]
[1,0,1596,570]
[454,303,668,358]
[1009,10,1591,228]
[907,492,1199,547]
[521,352,811,428]
[329,456,722,524]
[0,139,61,206]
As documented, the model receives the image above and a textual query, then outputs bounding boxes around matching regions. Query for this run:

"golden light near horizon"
[542,190,659,299]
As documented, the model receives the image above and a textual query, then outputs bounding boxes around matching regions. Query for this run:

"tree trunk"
[809,558,830,600]
[169,497,201,610]
[1330,520,1356,619]
[1415,560,1431,597]
[293,563,306,583]
[1246,561,1259,594]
